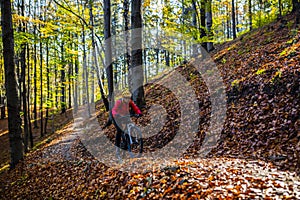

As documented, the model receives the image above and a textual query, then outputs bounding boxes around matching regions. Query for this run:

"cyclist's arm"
[129,100,142,115]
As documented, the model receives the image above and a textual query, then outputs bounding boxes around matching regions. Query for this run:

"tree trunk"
[278,0,282,17]
[20,15,29,152]
[200,0,207,51]
[206,0,214,51]
[226,4,230,39]
[26,44,33,148]
[104,0,114,111]
[33,13,38,128]
[68,33,72,110]
[89,0,109,111]
[124,0,130,70]
[61,42,66,114]
[73,34,79,113]
[130,0,145,108]
[1,0,23,168]
[39,30,44,137]
[82,26,91,116]
[232,0,237,39]
[0,96,5,119]
[236,0,239,33]
[44,41,49,134]
[249,0,252,30]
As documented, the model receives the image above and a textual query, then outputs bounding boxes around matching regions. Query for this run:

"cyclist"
[111,92,142,157]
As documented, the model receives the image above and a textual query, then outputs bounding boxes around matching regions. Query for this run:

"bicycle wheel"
[127,126,143,156]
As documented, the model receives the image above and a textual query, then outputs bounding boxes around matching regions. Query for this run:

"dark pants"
[112,115,131,148]
[112,117,122,148]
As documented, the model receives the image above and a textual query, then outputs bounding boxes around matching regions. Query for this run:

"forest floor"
[0,109,73,169]
[0,13,300,199]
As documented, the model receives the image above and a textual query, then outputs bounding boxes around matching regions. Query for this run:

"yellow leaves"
[12,14,45,26]
[66,47,79,56]
[143,0,151,8]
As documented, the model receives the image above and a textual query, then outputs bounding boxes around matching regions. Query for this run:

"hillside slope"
[102,12,299,172]
[209,13,299,172]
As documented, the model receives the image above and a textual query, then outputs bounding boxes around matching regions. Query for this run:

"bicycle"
[116,114,143,159]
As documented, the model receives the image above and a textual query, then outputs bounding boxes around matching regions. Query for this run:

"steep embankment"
[1,13,299,199]
[210,14,299,172]
[101,13,300,172]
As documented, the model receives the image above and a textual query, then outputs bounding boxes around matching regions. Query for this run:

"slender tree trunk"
[0,95,5,119]
[89,0,109,111]
[54,50,58,109]
[21,42,29,152]
[25,0,33,148]
[232,0,237,39]
[130,0,145,108]
[206,0,214,51]
[249,0,252,30]
[199,0,207,51]
[104,0,114,111]
[68,33,72,110]
[144,49,148,83]
[27,44,33,148]
[1,0,23,168]
[236,0,239,33]
[226,4,230,39]
[124,0,130,69]
[39,30,44,137]
[33,18,38,128]
[20,0,29,152]
[73,34,79,113]
[82,26,91,116]
[44,41,49,134]
[278,0,282,16]
[60,42,66,114]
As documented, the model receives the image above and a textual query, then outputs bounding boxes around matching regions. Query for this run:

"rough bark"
[130,0,145,108]
[232,0,237,39]
[1,0,24,168]
[104,0,114,111]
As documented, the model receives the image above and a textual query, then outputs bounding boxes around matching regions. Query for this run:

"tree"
[130,0,145,108]
[206,0,214,51]
[104,0,114,111]
[88,0,109,111]
[232,0,237,39]
[248,0,252,30]
[1,0,23,168]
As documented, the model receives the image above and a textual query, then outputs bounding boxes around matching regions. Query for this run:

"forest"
[0,0,300,198]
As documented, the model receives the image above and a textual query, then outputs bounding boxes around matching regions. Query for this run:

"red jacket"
[112,98,141,117]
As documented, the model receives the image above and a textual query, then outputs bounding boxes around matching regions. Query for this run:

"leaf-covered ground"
[1,129,299,199]
[1,13,299,199]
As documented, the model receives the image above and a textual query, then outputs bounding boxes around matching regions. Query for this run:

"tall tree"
[60,41,66,114]
[232,0,237,39]
[130,0,145,108]
[278,0,282,16]
[89,0,109,111]
[1,0,23,168]
[20,0,29,152]
[104,0,114,110]
[206,0,214,51]
[248,0,252,30]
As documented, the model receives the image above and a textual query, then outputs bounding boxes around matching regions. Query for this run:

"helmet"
[121,90,131,99]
